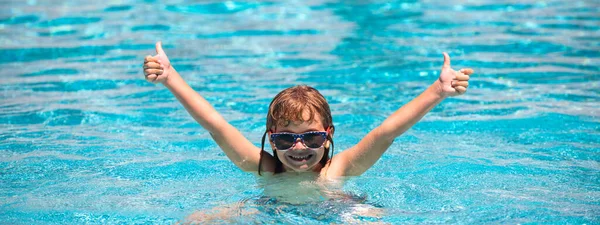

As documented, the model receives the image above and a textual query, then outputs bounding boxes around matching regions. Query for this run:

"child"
[143,42,473,178]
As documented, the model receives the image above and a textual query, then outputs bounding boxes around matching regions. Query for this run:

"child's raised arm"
[329,53,473,176]
[143,42,274,172]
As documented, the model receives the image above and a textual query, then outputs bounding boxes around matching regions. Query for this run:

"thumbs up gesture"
[438,53,474,97]
[143,41,172,84]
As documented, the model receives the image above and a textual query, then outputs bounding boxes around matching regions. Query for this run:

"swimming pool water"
[1,0,599,224]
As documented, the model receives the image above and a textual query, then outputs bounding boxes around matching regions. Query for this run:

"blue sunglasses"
[270,131,328,150]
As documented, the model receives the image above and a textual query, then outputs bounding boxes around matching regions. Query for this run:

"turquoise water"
[1,0,599,224]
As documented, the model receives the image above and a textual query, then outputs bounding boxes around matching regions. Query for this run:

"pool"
[1,0,599,224]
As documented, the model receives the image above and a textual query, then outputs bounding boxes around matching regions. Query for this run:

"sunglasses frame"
[270,131,328,151]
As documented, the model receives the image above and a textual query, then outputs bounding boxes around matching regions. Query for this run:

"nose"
[292,138,304,150]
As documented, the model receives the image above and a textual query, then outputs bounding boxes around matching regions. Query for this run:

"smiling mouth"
[288,154,314,162]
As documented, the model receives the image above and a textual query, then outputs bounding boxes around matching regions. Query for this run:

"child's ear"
[266,129,272,140]
[266,130,276,149]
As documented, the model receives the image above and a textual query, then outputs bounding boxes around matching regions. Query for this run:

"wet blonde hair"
[259,85,335,175]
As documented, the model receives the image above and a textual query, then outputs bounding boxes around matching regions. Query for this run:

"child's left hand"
[437,53,474,97]
[143,42,172,84]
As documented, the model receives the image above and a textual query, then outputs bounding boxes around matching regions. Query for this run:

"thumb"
[155,41,167,57]
[442,52,451,68]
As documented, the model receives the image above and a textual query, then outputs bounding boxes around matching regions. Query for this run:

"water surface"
[1,0,599,224]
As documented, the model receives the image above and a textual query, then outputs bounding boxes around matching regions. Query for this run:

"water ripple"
[1,0,599,224]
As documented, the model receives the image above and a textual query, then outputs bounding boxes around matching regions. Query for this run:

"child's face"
[271,113,327,172]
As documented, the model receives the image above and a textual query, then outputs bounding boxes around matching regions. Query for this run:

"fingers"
[451,70,469,95]
[143,56,163,77]
[442,52,451,68]
[456,72,469,81]
[144,55,158,63]
[143,62,162,69]
[144,68,163,75]
[455,86,467,94]
[460,68,474,75]
[144,42,170,84]
[452,81,469,88]
[156,41,166,56]
[145,74,158,83]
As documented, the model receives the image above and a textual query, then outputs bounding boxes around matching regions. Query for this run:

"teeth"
[290,155,309,160]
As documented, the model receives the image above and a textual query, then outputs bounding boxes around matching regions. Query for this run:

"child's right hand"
[143,41,172,84]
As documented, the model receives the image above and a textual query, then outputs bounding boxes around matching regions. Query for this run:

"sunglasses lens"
[303,133,326,148]
[274,134,295,149]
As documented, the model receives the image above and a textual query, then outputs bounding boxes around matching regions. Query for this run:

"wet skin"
[270,116,328,172]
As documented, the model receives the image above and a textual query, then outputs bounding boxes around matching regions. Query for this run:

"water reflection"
[184,174,383,224]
